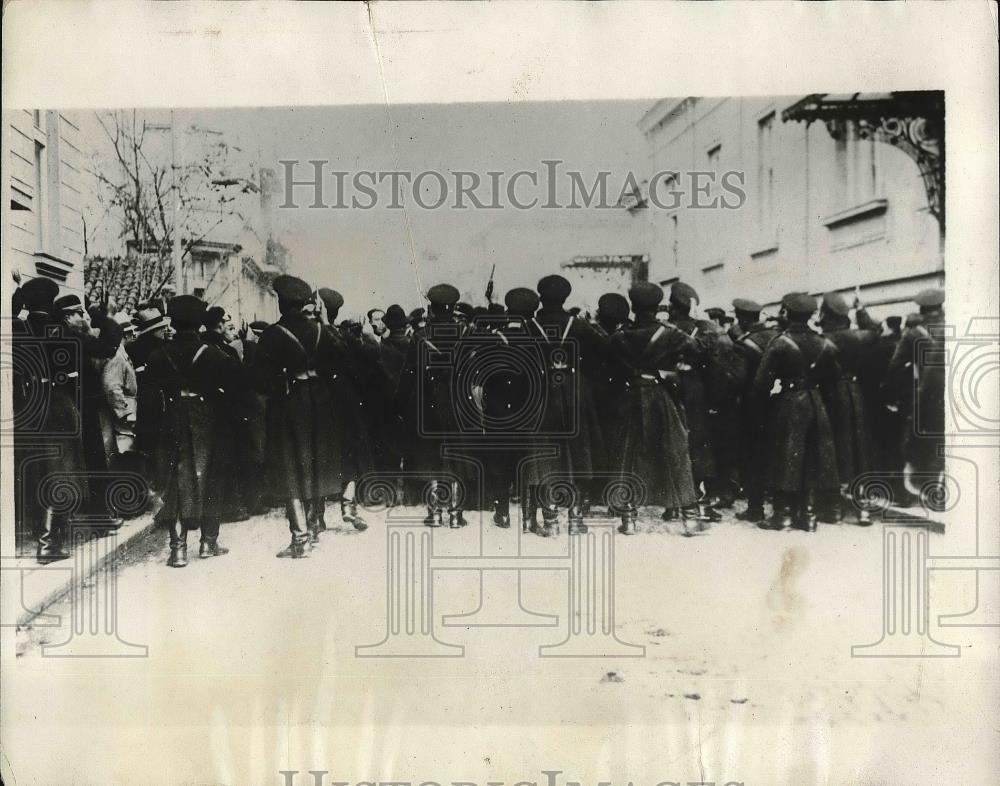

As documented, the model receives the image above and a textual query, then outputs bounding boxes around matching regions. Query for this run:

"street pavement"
[4,505,997,786]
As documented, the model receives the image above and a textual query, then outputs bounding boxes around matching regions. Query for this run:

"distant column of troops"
[12,271,945,566]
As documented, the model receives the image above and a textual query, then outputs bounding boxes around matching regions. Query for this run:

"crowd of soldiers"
[11,268,946,566]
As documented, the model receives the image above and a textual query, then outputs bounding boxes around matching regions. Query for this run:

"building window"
[756,112,775,235]
[33,140,49,253]
[667,213,680,270]
[835,131,880,207]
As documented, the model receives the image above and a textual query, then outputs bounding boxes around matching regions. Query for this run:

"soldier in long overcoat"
[252,277,351,557]
[476,288,547,530]
[238,320,270,514]
[667,282,721,521]
[317,288,375,529]
[13,278,88,561]
[201,306,248,522]
[864,315,905,499]
[729,298,780,523]
[611,283,699,534]
[588,293,631,501]
[752,293,841,531]
[523,274,608,536]
[395,283,474,528]
[885,289,946,480]
[145,295,244,566]
[818,291,879,523]
[54,295,122,526]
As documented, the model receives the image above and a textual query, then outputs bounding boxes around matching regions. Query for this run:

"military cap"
[427,283,460,307]
[112,311,135,329]
[914,288,944,308]
[628,282,664,310]
[135,307,170,335]
[317,288,344,313]
[822,291,851,316]
[905,313,923,329]
[705,307,727,320]
[781,292,817,316]
[732,297,762,315]
[505,287,540,316]
[384,304,408,329]
[537,274,572,302]
[455,301,475,318]
[272,274,313,305]
[168,295,208,329]
[202,306,228,329]
[669,281,699,308]
[487,302,506,315]
[597,292,630,322]
[53,294,85,314]
[249,319,269,335]
[885,315,902,330]
[20,277,60,311]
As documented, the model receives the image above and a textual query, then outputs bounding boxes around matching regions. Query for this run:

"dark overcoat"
[522,308,608,488]
[731,323,780,486]
[822,325,878,483]
[394,317,476,493]
[201,331,248,518]
[669,314,719,481]
[886,312,946,474]
[13,312,89,526]
[251,312,351,502]
[145,331,245,526]
[610,315,697,509]
[752,323,841,494]
[127,331,168,458]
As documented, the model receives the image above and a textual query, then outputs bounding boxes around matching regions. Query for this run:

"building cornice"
[638,97,697,137]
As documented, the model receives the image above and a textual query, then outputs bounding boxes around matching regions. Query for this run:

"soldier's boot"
[448,508,468,529]
[304,501,321,545]
[660,507,679,522]
[277,500,310,558]
[347,500,367,531]
[618,506,637,536]
[679,505,704,537]
[339,497,353,527]
[538,505,560,537]
[736,502,766,523]
[697,498,722,523]
[493,498,511,528]
[423,505,444,527]
[199,538,229,558]
[36,510,70,563]
[166,521,188,568]
[760,494,793,531]
[793,494,819,532]
[311,498,328,534]
[521,488,539,533]
[856,506,873,526]
[568,506,588,535]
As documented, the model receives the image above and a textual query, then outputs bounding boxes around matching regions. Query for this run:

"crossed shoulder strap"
[532,315,575,344]
[274,321,322,365]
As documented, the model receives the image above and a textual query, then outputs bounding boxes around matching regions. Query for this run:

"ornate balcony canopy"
[782,91,945,235]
